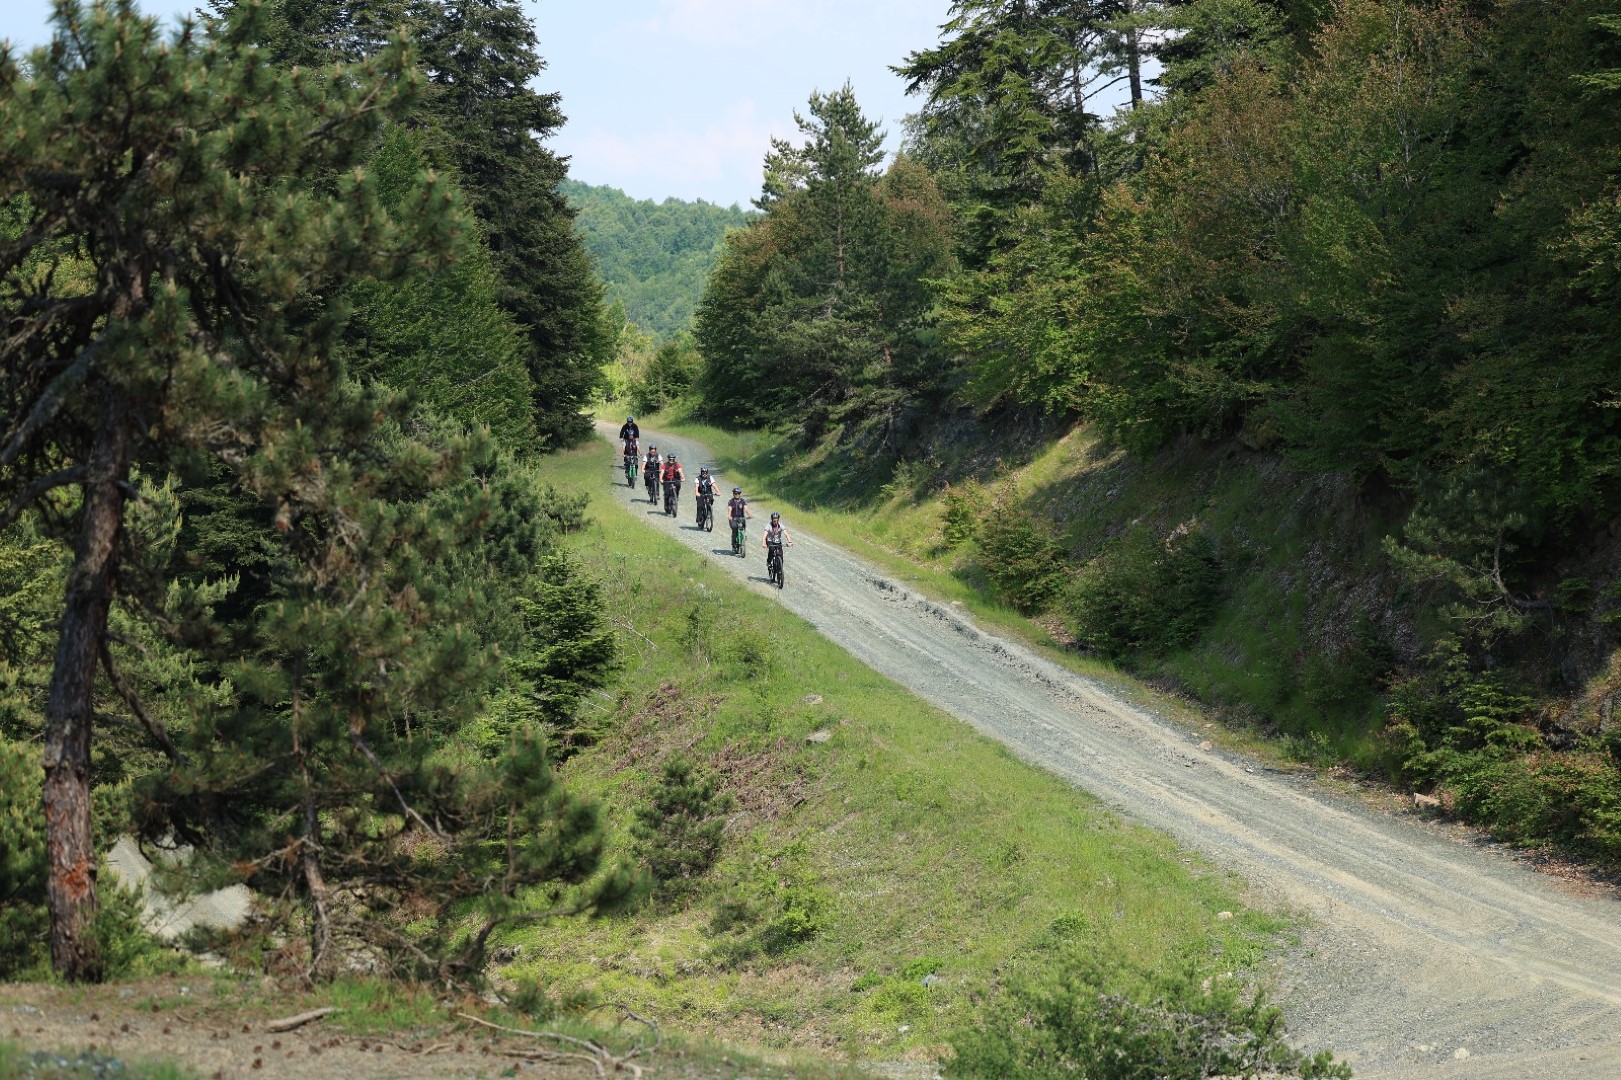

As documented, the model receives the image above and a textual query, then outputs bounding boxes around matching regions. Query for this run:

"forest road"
[600,424,1621,1078]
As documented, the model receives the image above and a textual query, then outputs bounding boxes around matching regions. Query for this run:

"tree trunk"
[42,397,129,982]
[1127,1,1143,107]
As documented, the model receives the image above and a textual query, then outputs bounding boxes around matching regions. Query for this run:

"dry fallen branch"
[264,1006,340,1033]
[455,1011,645,1079]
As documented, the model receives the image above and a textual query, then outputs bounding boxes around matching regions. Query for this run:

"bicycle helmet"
[733,487,742,495]
[627,416,635,423]
[699,467,709,476]
[668,453,677,461]
[770,512,781,522]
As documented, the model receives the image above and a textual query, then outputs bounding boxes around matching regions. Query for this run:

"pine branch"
[98,638,184,766]
[0,338,102,467]
[0,464,86,530]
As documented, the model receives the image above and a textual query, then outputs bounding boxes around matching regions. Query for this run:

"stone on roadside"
[1199,740,1213,752]
[1216,911,1234,921]
[806,729,834,744]
[803,694,824,705]
[1414,792,1442,810]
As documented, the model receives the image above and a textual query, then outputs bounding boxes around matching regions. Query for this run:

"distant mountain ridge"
[561,180,754,339]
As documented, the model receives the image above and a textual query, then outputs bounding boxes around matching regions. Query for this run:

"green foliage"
[562,180,753,340]
[940,481,987,547]
[506,551,620,757]
[345,127,537,449]
[949,952,1350,1079]
[973,492,1070,614]
[708,842,830,963]
[1067,525,1223,661]
[632,755,735,893]
[0,739,47,977]
[695,86,956,451]
[619,336,704,415]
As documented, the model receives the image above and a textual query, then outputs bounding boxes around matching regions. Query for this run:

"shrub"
[628,338,703,414]
[940,482,985,547]
[633,755,734,893]
[707,842,830,963]
[1066,524,1222,661]
[975,492,1070,614]
[948,954,1349,1080]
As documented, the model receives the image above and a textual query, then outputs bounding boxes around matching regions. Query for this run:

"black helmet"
[626,416,634,423]
[733,487,742,495]
[770,511,781,522]
[668,452,677,460]
[699,467,709,475]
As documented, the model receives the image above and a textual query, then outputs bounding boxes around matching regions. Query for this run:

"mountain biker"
[618,416,640,444]
[762,512,792,554]
[695,467,716,524]
[643,445,661,502]
[622,435,639,462]
[661,452,685,513]
[727,487,750,526]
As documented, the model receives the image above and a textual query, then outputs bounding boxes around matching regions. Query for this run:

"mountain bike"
[730,516,746,555]
[644,465,658,505]
[696,492,714,531]
[766,542,785,589]
[663,479,679,517]
[624,453,638,488]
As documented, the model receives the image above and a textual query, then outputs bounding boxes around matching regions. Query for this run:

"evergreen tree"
[415,0,611,446]
[695,86,955,452]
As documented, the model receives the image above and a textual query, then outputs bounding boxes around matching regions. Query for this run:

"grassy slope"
[508,441,1286,1064]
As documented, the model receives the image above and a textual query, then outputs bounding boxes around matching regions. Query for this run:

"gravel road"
[604,426,1621,1078]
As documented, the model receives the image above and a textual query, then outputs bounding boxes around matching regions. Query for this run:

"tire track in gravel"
[601,425,1621,1078]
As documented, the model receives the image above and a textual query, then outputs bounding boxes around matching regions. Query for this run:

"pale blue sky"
[2,1,962,209]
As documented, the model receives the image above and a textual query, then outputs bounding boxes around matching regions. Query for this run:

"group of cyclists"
[618,417,793,586]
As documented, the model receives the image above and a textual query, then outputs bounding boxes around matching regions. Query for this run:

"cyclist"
[643,444,661,503]
[726,487,751,555]
[762,511,793,585]
[622,436,640,485]
[661,452,685,515]
[762,511,792,552]
[618,416,640,444]
[694,467,716,527]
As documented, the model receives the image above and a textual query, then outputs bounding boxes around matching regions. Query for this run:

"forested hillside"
[691,0,1621,869]
[562,179,752,339]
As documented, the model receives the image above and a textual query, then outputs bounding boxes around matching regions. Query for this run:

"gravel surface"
[609,425,1621,1079]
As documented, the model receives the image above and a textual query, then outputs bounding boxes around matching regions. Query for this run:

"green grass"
[511,439,1289,1062]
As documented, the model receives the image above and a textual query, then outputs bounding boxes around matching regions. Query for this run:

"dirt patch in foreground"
[0,978,795,1080]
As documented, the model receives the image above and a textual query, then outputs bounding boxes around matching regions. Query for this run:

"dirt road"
[606,426,1621,1078]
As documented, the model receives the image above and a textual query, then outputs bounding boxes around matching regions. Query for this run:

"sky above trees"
[1,0,960,208]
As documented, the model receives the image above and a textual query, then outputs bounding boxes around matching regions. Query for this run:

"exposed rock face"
[104,836,251,941]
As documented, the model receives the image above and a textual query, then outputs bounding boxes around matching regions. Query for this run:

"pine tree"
[413,0,612,447]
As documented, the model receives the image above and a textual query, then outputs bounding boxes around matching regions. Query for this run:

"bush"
[1065,524,1222,661]
[0,740,47,977]
[975,492,1069,614]
[707,842,830,963]
[948,954,1349,1080]
[627,338,702,414]
[940,482,985,547]
[633,755,734,893]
